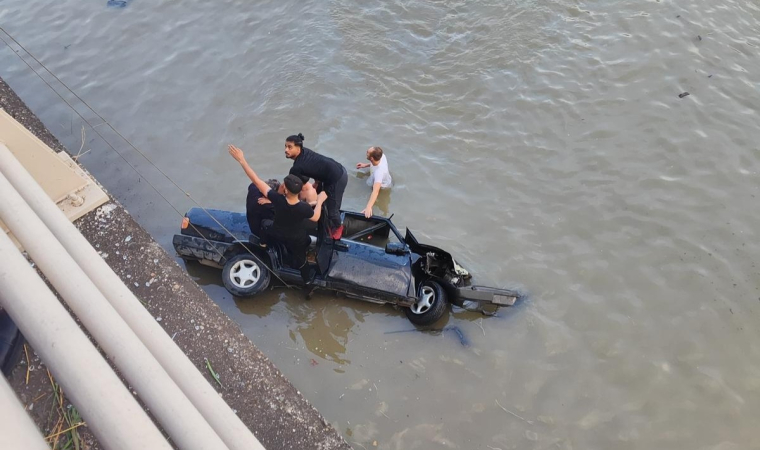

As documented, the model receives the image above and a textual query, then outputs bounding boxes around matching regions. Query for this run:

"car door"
[324,214,414,298]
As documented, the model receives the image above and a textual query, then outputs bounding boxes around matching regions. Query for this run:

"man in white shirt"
[356,146,392,218]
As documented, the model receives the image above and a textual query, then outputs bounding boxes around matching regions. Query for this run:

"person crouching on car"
[254,177,319,235]
[284,133,347,240]
[229,144,327,282]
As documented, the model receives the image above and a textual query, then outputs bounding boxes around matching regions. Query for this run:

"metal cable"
[0,27,291,288]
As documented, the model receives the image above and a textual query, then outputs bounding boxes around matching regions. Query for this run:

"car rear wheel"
[405,280,449,325]
[222,253,270,297]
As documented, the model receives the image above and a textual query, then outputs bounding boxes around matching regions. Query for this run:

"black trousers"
[285,236,312,283]
[323,167,348,230]
[261,221,312,283]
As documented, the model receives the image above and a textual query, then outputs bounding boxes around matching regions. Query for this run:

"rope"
[0,27,292,289]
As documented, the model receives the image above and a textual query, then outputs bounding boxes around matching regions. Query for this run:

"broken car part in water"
[384,325,470,347]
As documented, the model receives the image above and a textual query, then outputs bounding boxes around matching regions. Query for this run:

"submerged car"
[173,207,520,325]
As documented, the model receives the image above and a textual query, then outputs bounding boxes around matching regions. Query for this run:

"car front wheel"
[405,280,449,325]
[222,253,270,297]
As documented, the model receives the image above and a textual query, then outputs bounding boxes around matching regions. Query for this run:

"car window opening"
[341,216,400,248]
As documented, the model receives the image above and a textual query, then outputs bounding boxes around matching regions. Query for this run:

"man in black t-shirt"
[247,178,318,235]
[284,133,347,240]
[229,145,327,282]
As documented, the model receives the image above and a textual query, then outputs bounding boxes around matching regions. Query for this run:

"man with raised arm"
[229,144,327,282]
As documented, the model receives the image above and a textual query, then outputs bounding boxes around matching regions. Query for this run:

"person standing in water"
[356,146,392,218]
[285,133,348,240]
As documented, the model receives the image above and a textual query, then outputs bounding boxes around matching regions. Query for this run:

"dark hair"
[266,178,281,191]
[368,146,383,162]
[285,133,305,149]
[283,174,304,194]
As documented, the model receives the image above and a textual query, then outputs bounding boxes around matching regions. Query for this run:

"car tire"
[222,253,270,297]
[405,280,449,325]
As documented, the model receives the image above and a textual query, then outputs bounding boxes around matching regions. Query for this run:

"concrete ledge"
[0,77,351,450]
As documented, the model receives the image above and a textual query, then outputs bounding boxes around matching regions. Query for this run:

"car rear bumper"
[172,234,230,264]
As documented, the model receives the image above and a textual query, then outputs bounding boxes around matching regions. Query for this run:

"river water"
[2,0,759,448]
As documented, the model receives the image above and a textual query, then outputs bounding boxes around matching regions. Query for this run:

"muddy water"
[2,0,760,448]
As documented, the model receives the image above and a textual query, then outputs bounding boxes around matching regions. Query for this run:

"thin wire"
[0,31,234,265]
[0,29,286,285]
[0,27,291,288]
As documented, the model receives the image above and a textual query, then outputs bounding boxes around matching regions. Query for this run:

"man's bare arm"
[309,192,328,222]
[361,182,381,218]
[228,144,270,196]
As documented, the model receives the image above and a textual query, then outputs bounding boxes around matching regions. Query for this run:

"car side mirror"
[385,242,409,255]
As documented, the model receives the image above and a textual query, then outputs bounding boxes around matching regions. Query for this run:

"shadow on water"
[183,254,528,369]
[181,259,223,286]
[232,287,414,369]
[284,296,357,367]
[232,290,283,318]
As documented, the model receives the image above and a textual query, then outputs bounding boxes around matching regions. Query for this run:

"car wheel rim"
[230,260,260,288]
[411,286,435,314]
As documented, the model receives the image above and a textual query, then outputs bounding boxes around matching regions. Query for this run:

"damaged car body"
[173,207,521,325]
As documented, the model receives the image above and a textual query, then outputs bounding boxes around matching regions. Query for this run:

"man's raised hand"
[228,144,246,164]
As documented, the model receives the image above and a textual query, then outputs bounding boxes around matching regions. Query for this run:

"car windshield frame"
[341,212,405,243]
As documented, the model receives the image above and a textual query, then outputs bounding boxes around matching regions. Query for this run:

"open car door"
[323,213,415,299]
[314,204,334,276]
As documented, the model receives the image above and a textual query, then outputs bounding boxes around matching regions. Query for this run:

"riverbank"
[0,77,351,450]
